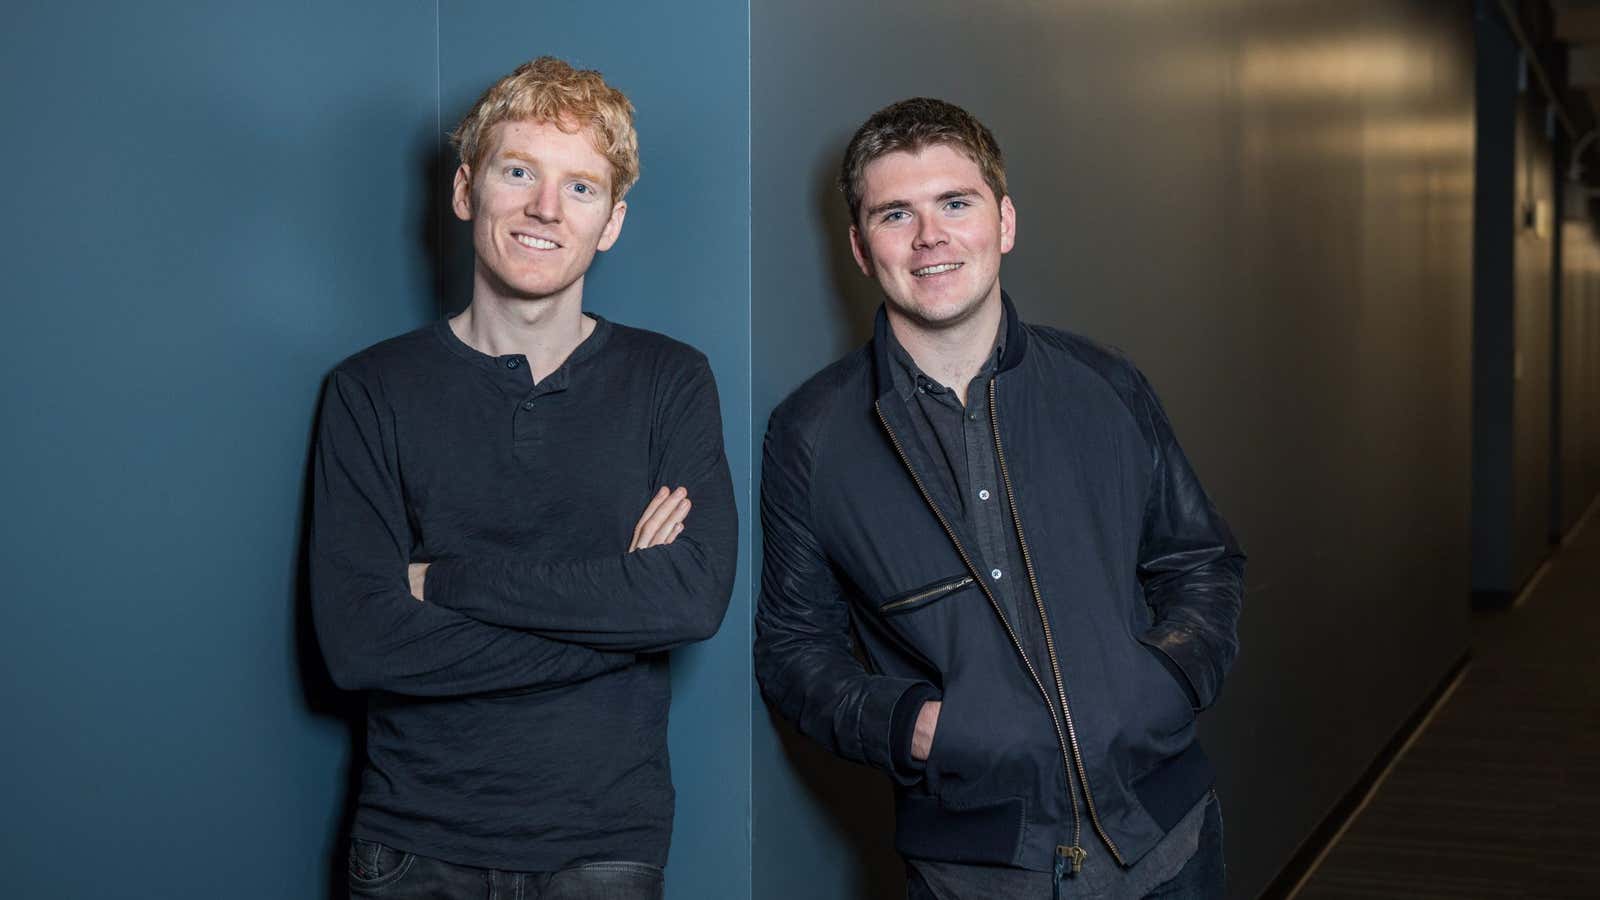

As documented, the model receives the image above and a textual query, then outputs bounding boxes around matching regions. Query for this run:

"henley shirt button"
[990,568,1003,580]
[505,358,520,369]
[978,489,991,501]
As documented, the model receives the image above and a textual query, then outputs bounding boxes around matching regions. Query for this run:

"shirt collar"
[884,305,1008,402]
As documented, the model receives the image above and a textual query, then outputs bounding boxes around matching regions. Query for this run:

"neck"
[452,276,594,382]
[887,293,1004,405]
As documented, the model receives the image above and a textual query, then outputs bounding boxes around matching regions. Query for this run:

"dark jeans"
[907,795,1225,899]
[347,840,663,900]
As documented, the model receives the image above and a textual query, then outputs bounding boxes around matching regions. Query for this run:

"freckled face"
[849,144,1015,331]
[452,119,626,305]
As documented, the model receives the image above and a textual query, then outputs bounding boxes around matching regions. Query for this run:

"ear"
[596,200,628,252]
[999,195,1017,255]
[849,224,874,278]
[451,164,474,222]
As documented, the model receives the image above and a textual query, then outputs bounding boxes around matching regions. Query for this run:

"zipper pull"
[1055,844,1087,876]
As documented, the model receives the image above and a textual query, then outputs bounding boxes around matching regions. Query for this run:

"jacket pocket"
[1135,636,1198,736]
[879,574,975,615]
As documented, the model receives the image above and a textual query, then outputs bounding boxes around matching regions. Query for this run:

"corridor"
[1296,508,1600,898]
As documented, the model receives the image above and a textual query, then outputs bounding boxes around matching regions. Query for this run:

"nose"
[524,179,561,223]
[913,214,947,250]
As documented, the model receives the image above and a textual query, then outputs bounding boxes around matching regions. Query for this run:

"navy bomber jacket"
[754,294,1245,873]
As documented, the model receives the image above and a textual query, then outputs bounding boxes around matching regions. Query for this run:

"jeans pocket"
[548,860,664,900]
[347,839,416,893]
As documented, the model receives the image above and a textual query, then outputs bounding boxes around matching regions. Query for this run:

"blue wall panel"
[436,4,752,899]
[0,2,438,897]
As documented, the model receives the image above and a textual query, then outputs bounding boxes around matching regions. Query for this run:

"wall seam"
[743,0,755,895]
[434,0,443,317]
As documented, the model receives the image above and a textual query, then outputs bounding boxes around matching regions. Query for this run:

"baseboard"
[1257,652,1472,899]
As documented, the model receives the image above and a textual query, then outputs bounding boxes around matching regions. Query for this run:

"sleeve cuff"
[888,683,941,782]
[423,559,457,608]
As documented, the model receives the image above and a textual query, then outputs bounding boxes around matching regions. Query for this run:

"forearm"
[1140,555,1245,709]
[426,356,738,652]
[1133,365,1246,710]
[311,370,633,697]
[754,616,933,783]
[425,447,737,652]
[313,556,634,697]
[424,524,736,653]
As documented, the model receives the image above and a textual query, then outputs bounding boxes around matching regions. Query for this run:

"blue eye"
[573,183,590,194]
[508,166,529,179]
[946,200,969,211]
[882,210,908,223]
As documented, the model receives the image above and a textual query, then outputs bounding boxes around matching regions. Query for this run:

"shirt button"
[505,358,520,369]
[978,489,991,501]
[990,568,1003,580]
[522,400,535,410]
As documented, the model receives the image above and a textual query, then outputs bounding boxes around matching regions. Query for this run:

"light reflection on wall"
[1238,35,1439,98]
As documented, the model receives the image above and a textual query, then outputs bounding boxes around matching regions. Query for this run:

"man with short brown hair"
[756,97,1244,898]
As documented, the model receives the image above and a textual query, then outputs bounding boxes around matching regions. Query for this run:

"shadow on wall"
[291,126,448,900]
[768,708,906,898]
[818,147,879,343]
[756,140,909,896]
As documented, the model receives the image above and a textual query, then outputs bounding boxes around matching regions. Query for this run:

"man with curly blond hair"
[312,57,735,899]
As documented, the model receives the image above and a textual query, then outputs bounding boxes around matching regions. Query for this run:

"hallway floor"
[1294,515,1600,898]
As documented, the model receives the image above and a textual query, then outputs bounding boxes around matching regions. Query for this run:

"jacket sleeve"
[1132,368,1246,712]
[752,406,934,785]
[421,357,737,654]
[311,369,635,697]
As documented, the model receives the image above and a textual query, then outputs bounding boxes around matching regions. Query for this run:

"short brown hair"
[450,56,640,199]
[838,98,1007,224]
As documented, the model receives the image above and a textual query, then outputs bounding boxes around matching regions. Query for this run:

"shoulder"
[767,345,872,443]
[1022,322,1149,406]
[328,324,441,389]
[604,321,713,375]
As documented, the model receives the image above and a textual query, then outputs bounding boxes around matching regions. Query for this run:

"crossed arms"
[310,361,737,699]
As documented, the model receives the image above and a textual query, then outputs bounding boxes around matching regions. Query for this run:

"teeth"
[913,263,961,276]
[515,234,558,250]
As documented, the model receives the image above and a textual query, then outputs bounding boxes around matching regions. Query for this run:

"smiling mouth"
[514,234,560,250]
[912,263,962,277]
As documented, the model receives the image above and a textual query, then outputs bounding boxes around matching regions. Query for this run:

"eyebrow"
[865,187,982,219]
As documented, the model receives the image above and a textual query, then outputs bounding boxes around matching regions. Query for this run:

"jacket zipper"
[873,401,1090,871]
[880,575,976,613]
[988,378,1126,868]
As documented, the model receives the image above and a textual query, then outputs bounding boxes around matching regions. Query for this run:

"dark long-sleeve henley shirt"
[310,315,737,871]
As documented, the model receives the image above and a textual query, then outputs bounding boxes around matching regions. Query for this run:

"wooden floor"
[1293,515,1600,899]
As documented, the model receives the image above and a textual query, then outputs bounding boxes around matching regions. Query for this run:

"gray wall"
[1,2,751,897]
[750,1,1475,897]
[1561,222,1600,530]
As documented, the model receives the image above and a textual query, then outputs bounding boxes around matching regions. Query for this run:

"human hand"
[408,563,428,601]
[911,700,941,761]
[630,486,691,552]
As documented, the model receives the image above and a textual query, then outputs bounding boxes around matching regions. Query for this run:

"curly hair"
[450,56,639,199]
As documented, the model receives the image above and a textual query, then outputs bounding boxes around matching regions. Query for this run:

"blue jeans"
[906,794,1225,899]
[347,840,664,900]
